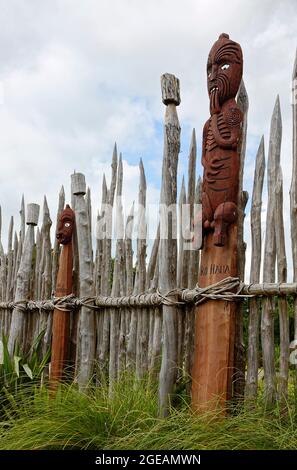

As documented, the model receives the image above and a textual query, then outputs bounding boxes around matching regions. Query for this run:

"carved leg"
[199,191,214,250]
[202,191,213,229]
[213,202,237,247]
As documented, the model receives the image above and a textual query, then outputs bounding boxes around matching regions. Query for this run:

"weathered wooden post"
[72,172,95,387]
[6,216,14,303]
[245,136,265,401]
[158,73,180,416]
[39,197,53,354]
[99,146,118,368]
[8,203,39,354]
[192,33,244,411]
[127,159,147,374]
[261,96,282,404]
[290,49,297,387]
[109,154,125,385]
[50,205,75,386]
[233,80,249,400]
[275,165,289,400]
[135,159,147,377]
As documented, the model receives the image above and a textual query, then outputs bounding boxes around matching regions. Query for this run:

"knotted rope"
[0,277,251,312]
[181,276,248,305]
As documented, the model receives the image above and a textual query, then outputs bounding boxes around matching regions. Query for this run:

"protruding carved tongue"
[210,89,220,114]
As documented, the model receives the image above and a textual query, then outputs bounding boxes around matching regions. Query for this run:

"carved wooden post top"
[71,172,86,196]
[26,203,40,226]
[161,73,181,106]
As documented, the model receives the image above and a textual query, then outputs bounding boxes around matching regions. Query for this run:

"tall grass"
[0,373,158,450]
[1,373,297,450]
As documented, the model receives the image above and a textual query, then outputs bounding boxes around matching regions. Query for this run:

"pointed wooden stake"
[158,73,180,416]
[245,136,265,401]
[261,95,282,404]
[8,203,39,354]
[290,48,297,357]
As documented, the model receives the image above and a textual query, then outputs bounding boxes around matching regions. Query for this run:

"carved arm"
[211,112,242,149]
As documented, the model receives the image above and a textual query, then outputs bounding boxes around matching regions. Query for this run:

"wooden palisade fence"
[0,39,297,414]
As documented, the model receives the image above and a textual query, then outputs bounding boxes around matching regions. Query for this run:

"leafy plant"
[0,330,50,394]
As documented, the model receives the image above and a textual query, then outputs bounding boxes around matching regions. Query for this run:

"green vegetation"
[1,316,297,451]
[0,331,50,394]
[1,373,297,450]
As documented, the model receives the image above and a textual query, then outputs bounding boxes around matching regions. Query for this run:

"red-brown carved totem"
[56,204,75,245]
[50,204,75,388]
[201,33,243,246]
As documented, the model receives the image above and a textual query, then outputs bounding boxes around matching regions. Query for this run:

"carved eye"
[221,63,230,70]
[64,222,71,228]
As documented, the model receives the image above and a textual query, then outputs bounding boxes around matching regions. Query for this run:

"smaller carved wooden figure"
[50,204,75,388]
[56,204,75,245]
[201,33,243,246]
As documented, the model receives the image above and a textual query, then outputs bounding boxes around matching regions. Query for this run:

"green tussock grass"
[0,373,158,450]
[1,373,297,450]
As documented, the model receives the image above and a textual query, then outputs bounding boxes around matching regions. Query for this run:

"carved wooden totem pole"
[50,205,75,386]
[192,33,243,410]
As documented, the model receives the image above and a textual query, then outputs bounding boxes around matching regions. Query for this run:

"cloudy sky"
[0,0,296,279]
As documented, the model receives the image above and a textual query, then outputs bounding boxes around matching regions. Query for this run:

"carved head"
[56,204,75,245]
[207,33,243,114]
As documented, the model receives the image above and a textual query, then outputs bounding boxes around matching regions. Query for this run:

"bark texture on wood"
[95,174,108,370]
[136,159,148,377]
[8,204,39,354]
[109,155,125,385]
[39,197,53,354]
[99,146,118,369]
[233,80,249,400]
[261,96,282,404]
[6,217,14,302]
[246,136,265,400]
[72,173,95,387]
[290,51,297,360]
[275,166,289,400]
[127,159,147,376]
[158,73,180,417]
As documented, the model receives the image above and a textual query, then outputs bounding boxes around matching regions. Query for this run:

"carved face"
[207,33,243,114]
[56,205,75,245]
